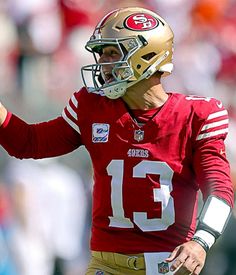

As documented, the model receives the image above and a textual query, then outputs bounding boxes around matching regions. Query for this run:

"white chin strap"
[103,51,170,99]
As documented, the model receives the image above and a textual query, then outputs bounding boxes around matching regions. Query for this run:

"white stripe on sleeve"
[62,110,81,134]
[71,94,78,107]
[201,119,229,131]
[207,110,228,120]
[197,128,229,141]
[196,109,229,141]
[66,104,77,120]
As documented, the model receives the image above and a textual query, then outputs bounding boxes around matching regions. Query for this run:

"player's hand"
[165,240,207,275]
[0,102,7,126]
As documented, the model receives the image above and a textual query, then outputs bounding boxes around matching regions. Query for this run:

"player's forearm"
[194,139,234,207]
[0,102,8,126]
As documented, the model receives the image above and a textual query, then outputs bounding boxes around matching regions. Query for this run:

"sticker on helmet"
[124,13,159,31]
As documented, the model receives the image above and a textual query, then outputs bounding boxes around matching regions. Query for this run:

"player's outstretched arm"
[0,101,81,159]
[0,102,7,126]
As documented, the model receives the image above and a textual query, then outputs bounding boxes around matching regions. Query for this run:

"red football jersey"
[0,88,233,253]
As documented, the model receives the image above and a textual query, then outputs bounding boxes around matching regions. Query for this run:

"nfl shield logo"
[158,261,169,274]
[134,129,144,142]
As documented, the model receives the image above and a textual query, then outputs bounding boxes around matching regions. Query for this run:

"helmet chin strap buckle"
[103,82,127,99]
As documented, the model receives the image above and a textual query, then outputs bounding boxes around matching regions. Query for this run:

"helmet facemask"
[81,36,144,99]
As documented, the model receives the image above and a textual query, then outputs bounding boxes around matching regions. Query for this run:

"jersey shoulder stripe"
[196,109,229,141]
[62,109,80,133]
[182,94,229,142]
[61,87,106,134]
[62,91,80,133]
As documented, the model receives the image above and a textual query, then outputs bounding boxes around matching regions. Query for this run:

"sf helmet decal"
[124,13,159,31]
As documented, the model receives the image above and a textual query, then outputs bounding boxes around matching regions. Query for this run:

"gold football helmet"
[81,7,174,99]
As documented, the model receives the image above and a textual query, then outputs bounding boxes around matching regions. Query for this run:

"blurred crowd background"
[0,0,235,274]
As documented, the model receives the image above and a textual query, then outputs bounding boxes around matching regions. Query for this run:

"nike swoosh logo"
[217,102,223,108]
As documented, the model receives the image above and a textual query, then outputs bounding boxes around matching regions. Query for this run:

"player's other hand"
[165,240,207,275]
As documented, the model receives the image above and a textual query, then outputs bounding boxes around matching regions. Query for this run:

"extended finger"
[175,257,196,275]
[170,255,188,272]
[192,264,203,275]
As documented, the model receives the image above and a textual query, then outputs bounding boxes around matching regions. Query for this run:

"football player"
[0,7,234,275]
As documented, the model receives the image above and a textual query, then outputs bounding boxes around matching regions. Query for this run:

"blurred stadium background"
[0,0,235,274]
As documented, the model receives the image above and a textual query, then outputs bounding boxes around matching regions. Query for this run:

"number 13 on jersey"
[107,160,175,232]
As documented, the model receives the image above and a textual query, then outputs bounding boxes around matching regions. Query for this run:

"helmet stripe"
[97,9,120,29]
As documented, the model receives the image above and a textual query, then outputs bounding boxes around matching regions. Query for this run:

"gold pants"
[86,251,146,275]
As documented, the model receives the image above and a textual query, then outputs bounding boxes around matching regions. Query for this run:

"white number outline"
[107,160,175,232]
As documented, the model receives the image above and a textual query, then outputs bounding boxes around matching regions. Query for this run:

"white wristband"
[193,230,215,249]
